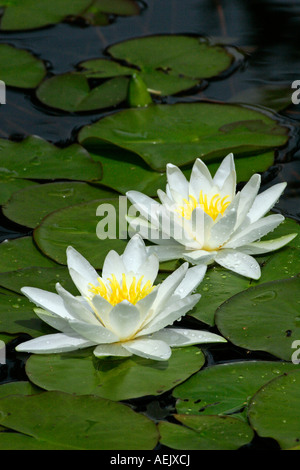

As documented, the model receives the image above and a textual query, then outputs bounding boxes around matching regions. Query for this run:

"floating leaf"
[36,73,129,112]
[158,414,254,450]
[3,182,116,228]
[0,237,57,274]
[33,198,128,268]
[25,347,205,401]
[79,57,134,79]
[0,178,37,205]
[248,370,300,449]
[173,361,298,416]
[0,289,53,337]
[0,266,78,296]
[0,136,102,181]
[107,35,233,96]
[215,275,300,361]
[0,0,92,30]
[0,44,46,88]
[0,381,41,399]
[0,391,158,450]
[78,102,289,171]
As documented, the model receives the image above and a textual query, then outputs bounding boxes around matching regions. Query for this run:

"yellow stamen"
[176,190,230,221]
[88,274,154,306]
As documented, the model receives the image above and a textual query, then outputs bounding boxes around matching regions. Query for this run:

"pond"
[0,0,299,451]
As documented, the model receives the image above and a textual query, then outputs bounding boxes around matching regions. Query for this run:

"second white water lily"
[126,153,296,279]
[16,235,225,361]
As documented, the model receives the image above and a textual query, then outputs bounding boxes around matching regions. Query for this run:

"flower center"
[88,273,154,306]
[176,191,230,221]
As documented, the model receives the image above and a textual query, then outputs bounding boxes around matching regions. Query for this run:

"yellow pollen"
[88,273,154,306]
[176,190,231,221]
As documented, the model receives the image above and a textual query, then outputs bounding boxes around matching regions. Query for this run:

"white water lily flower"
[16,235,226,361]
[126,154,297,280]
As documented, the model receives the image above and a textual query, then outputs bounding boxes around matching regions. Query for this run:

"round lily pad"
[107,35,234,96]
[0,266,78,296]
[0,136,102,181]
[215,275,300,361]
[0,178,37,205]
[0,0,92,30]
[78,102,289,171]
[0,44,46,88]
[0,237,57,274]
[248,370,300,449]
[25,347,205,401]
[33,198,129,268]
[3,181,117,228]
[0,289,53,337]
[158,414,254,450]
[173,360,298,416]
[36,73,129,112]
[0,391,158,449]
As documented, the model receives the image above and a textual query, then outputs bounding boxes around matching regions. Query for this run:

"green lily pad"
[26,347,205,401]
[0,266,78,296]
[36,73,129,112]
[158,414,254,450]
[0,289,53,337]
[0,433,68,450]
[0,237,57,273]
[107,35,233,96]
[0,136,102,181]
[0,178,37,205]
[0,381,42,399]
[0,0,92,30]
[78,102,289,171]
[191,217,299,325]
[3,181,116,228]
[215,275,300,361]
[79,58,134,79]
[248,370,300,449]
[0,44,46,88]
[33,198,129,268]
[0,391,158,450]
[173,361,298,416]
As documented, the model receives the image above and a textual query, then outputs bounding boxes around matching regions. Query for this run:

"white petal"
[122,338,171,361]
[21,287,72,319]
[157,205,200,248]
[135,253,159,285]
[66,246,99,286]
[182,249,216,265]
[91,294,113,327]
[247,182,287,223]
[127,215,178,246]
[68,267,92,298]
[147,244,185,261]
[33,308,72,333]
[15,333,94,354]
[225,214,284,249]
[236,174,261,228]
[157,188,177,210]
[189,158,214,198]
[68,319,119,344]
[191,206,214,247]
[213,153,235,188]
[239,233,297,255]
[121,234,148,273]
[93,343,132,358]
[108,300,141,340]
[140,294,201,336]
[56,283,99,324]
[135,288,158,319]
[215,249,261,279]
[208,194,240,248]
[174,264,207,298]
[150,328,226,346]
[126,190,161,224]
[151,263,189,313]
[166,164,189,201]
[101,249,126,283]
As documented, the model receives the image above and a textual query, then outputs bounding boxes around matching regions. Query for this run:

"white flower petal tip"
[126,155,294,278]
[150,328,227,347]
[17,237,207,361]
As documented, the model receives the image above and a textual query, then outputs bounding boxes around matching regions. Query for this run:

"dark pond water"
[0,0,299,451]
